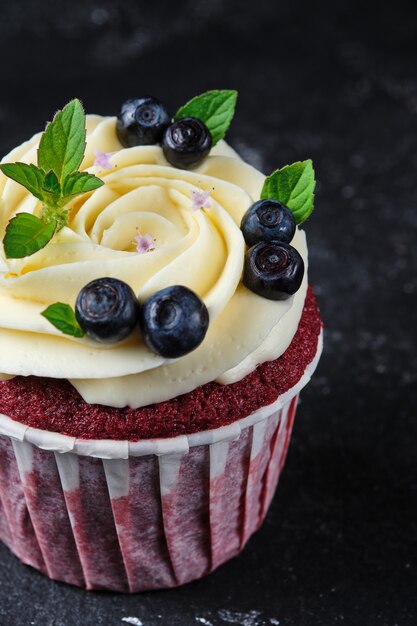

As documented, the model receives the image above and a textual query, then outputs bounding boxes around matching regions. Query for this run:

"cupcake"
[0,91,322,592]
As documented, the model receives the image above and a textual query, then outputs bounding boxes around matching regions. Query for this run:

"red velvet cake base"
[0,287,321,440]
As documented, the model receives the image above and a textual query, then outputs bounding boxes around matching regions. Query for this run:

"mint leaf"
[3,213,56,258]
[63,171,104,197]
[0,163,45,202]
[261,160,316,224]
[42,170,61,195]
[42,170,61,207]
[38,99,86,185]
[174,90,237,146]
[41,303,85,338]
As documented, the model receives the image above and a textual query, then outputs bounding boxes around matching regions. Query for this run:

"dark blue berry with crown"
[241,199,296,247]
[243,241,304,301]
[75,278,139,342]
[140,285,209,358]
[116,97,171,147]
[162,118,212,169]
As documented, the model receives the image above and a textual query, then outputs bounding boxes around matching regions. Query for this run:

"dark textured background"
[0,1,416,625]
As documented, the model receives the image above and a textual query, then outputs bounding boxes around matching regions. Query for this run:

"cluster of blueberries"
[116,95,304,300]
[116,96,211,169]
[240,199,304,301]
[75,280,209,359]
[75,98,304,358]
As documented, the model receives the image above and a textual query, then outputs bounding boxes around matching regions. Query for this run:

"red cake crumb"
[0,287,322,440]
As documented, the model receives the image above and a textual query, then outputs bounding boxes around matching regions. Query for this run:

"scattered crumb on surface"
[218,610,262,626]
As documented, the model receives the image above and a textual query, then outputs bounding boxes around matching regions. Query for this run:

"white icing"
[0,116,308,408]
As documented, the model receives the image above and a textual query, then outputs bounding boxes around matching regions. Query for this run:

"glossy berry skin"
[243,241,304,301]
[140,285,209,358]
[241,199,296,247]
[75,278,140,342]
[116,97,171,147]
[162,117,212,169]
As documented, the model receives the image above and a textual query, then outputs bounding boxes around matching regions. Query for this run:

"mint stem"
[41,204,69,230]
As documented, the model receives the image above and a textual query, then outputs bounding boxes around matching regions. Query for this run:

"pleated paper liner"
[0,332,322,592]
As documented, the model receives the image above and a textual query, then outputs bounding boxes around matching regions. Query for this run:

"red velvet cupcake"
[0,92,322,591]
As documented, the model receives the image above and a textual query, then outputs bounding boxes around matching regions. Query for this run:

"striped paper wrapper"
[0,333,322,592]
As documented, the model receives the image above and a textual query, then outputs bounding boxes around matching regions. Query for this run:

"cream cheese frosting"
[0,115,308,408]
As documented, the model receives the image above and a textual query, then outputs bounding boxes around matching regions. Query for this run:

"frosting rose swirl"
[0,115,308,407]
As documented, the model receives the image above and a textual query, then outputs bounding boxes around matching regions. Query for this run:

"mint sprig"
[0,99,104,259]
[41,303,85,338]
[261,160,316,225]
[174,90,237,146]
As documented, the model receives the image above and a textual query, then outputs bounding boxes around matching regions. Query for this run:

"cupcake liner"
[0,331,322,592]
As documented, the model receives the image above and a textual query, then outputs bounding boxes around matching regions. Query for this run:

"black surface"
[0,1,416,625]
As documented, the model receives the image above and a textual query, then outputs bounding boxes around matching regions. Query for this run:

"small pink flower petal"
[135,233,156,254]
[94,150,114,170]
[191,189,211,211]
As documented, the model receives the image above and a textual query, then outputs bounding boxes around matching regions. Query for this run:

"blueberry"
[162,117,212,169]
[241,199,296,247]
[116,97,171,147]
[75,278,139,342]
[140,285,209,358]
[243,241,304,301]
